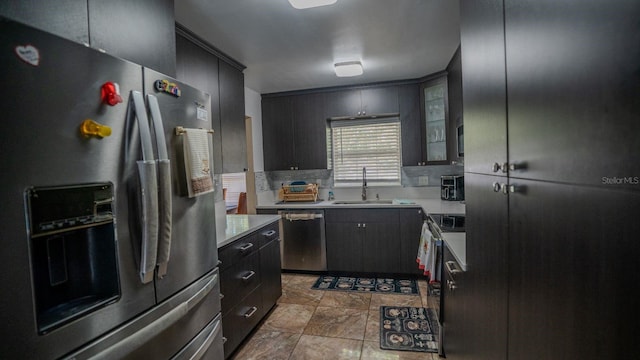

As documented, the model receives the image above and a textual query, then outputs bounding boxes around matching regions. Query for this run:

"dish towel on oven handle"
[182,128,214,198]
[417,221,438,283]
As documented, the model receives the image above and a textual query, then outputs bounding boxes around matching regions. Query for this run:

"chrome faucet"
[361,167,367,200]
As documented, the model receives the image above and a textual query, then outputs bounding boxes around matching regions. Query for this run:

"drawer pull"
[219,293,224,300]
[263,229,276,237]
[222,336,227,344]
[244,306,258,318]
[217,260,222,266]
[239,243,254,252]
[242,271,256,281]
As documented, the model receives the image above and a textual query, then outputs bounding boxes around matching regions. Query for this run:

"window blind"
[221,172,247,206]
[328,118,402,185]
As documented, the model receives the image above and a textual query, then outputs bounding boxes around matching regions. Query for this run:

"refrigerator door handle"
[131,91,159,284]
[92,271,218,360]
[147,94,173,278]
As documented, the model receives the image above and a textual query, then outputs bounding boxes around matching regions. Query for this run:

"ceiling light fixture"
[288,0,337,10]
[334,61,363,77]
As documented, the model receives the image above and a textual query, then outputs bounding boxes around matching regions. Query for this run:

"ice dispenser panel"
[26,183,120,334]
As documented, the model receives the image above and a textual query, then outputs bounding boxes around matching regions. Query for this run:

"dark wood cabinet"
[262,93,326,171]
[504,1,640,187]
[442,243,467,357]
[259,235,282,319]
[262,96,294,171]
[88,0,175,76]
[325,209,401,274]
[507,180,640,359]
[399,208,424,275]
[398,84,424,166]
[460,1,640,359]
[421,75,450,164]
[461,0,508,177]
[292,93,327,170]
[325,86,399,118]
[176,34,223,175]
[0,0,89,44]
[219,60,247,173]
[446,46,463,163]
[219,220,281,358]
[176,31,247,175]
[460,173,508,360]
[0,0,176,75]
[326,222,364,273]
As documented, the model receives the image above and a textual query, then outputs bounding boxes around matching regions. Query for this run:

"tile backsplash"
[254,165,463,204]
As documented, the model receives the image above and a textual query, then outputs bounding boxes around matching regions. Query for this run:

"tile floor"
[231,273,439,360]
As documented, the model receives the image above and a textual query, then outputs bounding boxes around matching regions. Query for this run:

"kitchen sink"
[332,200,394,205]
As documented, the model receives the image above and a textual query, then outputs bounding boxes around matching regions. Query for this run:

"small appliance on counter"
[441,175,464,201]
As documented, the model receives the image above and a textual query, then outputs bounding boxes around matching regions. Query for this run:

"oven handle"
[445,260,462,275]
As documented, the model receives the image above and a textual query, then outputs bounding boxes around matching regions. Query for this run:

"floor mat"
[311,276,419,295]
[379,306,439,353]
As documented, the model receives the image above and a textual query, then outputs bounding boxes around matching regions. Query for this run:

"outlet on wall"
[418,176,429,186]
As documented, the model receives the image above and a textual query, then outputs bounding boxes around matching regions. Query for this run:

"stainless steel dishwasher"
[278,210,327,271]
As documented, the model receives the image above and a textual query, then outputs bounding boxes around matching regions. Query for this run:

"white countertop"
[216,214,281,249]
[256,198,466,269]
[256,198,465,215]
[442,232,467,271]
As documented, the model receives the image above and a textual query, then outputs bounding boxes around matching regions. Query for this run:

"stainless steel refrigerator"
[0,18,223,359]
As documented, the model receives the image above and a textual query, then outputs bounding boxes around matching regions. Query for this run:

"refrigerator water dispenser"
[26,183,120,334]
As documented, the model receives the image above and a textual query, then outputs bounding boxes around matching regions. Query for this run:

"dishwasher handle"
[283,212,324,221]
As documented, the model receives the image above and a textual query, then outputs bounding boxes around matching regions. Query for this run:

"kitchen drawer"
[258,221,279,246]
[325,208,399,223]
[218,233,260,271]
[222,285,263,358]
[220,251,261,315]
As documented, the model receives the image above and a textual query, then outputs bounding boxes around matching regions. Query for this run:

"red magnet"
[101,81,123,106]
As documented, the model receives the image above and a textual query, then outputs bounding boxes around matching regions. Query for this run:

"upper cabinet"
[262,96,294,171]
[421,76,450,164]
[262,93,327,171]
[0,0,89,44]
[0,0,176,76]
[398,83,424,166]
[292,93,328,170]
[176,28,247,174]
[461,0,507,177]
[176,33,223,175]
[325,86,399,118]
[88,0,176,76]
[219,60,247,173]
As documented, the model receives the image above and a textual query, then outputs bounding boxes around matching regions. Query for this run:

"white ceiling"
[175,0,460,94]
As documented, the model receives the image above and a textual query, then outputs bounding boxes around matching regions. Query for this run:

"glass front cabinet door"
[421,76,449,164]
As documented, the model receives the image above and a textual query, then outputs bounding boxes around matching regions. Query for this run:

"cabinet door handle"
[220,293,224,300]
[263,230,276,237]
[239,243,254,252]
[241,270,256,281]
[492,162,509,173]
[362,223,366,228]
[244,306,258,318]
[222,337,227,344]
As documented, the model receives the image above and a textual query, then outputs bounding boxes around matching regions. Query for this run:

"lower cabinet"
[399,208,425,275]
[325,209,405,274]
[219,221,280,358]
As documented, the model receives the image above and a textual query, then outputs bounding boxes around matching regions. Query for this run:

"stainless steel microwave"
[441,175,464,201]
